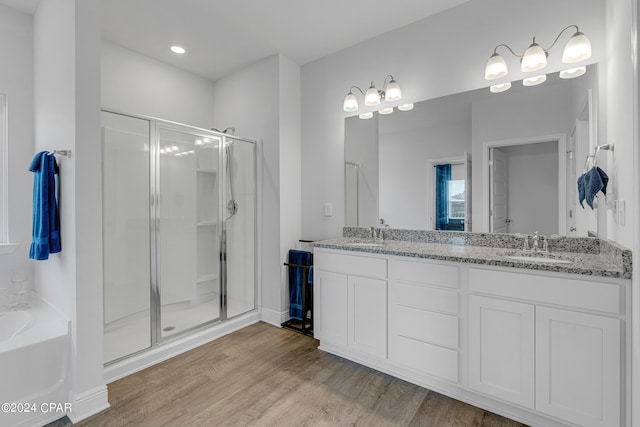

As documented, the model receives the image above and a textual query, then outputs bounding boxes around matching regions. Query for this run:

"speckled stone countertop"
[310,228,632,279]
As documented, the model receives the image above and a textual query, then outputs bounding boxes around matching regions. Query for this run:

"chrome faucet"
[523,231,548,253]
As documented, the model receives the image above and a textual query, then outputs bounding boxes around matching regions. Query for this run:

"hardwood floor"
[48,322,527,426]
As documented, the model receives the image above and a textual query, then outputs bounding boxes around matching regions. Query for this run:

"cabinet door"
[468,295,535,408]
[348,276,387,359]
[536,307,620,427]
[314,270,348,347]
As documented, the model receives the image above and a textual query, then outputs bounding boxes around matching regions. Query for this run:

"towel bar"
[52,150,72,158]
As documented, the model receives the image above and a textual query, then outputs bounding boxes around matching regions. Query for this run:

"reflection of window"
[0,94,6,242]
[448,180,465,219]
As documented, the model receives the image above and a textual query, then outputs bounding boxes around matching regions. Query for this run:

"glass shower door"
[156,125,222,339]
[223,137,256,318]
[102,111,151,363]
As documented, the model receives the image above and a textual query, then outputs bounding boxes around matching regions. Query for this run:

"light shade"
[523,74,547,86]
[364,83,381,106]
[385,80,402,101]
[397,103,414,111]
[359,112,374,120]
[485,53,508,80]
[521,42,547,72]
[490,82,512,93]
[343,92,359,112]
[562,32,592,63]
[559,66,586,79]
[378,107,393,115]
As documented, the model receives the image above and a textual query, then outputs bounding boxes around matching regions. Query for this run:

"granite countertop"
[311,237,630,279]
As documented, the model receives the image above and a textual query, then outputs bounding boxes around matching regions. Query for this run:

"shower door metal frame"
[102,109,257,358]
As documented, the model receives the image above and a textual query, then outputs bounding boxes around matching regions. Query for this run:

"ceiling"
[0,0,469,81]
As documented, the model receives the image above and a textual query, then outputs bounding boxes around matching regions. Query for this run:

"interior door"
[489,147,509,233]
[464,152,472,231]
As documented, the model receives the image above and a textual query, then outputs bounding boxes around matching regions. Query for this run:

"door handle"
[569,227,576,232]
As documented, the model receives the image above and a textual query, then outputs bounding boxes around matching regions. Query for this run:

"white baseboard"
[104,311,260,384]
[67,385,110,423]
[261,307,289,326]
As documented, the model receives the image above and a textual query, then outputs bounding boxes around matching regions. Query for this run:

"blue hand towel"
[583,166,609,209]
[288,250,312,320]
[29,152,61,260]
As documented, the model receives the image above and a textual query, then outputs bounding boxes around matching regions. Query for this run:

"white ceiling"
[0,0,469,81]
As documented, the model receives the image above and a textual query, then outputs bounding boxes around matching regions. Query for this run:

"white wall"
[211,55,282,322]
[301,0,606,240]
[0,5,34,288]
[34,0,108,421]
[604,0,635,249]
[101,41,215,128]
[278,55,302,318]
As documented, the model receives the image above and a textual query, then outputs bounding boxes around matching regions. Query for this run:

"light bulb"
[384,80,402,101]
[397,103,414,111]
[485,53,508,80]
[562,32,592,63]
[378,107,393,115]
[364,83,381,107]
[521,41,547,73]
[359,112,374,119]
[343,92,359,112]
[490,82,512,93]
[523,74,547,86]
[559,66,586,79]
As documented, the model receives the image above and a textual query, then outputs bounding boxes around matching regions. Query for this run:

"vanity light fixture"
[343,75,403,115]
[378,107,394,115]
[484,25,592,82]
[359,112,374,120]
[397,103,414,111]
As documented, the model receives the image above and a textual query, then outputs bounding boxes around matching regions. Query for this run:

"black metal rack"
[281,260,313,337]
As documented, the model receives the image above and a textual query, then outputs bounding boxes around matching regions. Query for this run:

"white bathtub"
[0,300,69,427]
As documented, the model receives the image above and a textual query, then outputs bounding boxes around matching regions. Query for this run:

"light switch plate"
[323,202,333,217]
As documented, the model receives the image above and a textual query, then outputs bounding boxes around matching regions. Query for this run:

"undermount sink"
[344,242,384,248]
[505,255,573,264]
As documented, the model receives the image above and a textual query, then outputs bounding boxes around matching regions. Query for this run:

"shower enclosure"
[101,111,256,364]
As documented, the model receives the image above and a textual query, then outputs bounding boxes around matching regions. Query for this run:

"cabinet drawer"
[469,268,622,314]
[393,281,458,314]
[315,251,387,278]
[393,305,458,349]
[390,259,459,288]
[391,335,458,383]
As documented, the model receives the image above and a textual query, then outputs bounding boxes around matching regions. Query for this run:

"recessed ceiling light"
[169,44,186,54]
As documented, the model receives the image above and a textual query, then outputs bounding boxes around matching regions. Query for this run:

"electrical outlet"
[323,202,333,217]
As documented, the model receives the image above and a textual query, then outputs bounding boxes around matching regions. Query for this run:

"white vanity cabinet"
[313,249,388,360]
[468,267,623,427]
[312,246,629,427]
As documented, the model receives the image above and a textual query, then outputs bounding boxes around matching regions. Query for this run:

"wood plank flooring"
[48,322,527,426]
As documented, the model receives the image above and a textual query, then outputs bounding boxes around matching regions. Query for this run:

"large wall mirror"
[345,64,599,237]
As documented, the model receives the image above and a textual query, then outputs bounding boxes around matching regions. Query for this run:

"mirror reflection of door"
[433,159,468,231]
[489,147,509,233]
[345,162,359,227]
